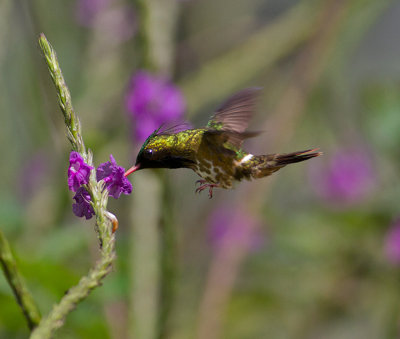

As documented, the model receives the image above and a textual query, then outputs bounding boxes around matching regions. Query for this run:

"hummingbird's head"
[124,128,194,177]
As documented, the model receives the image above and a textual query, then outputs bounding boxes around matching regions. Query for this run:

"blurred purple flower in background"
[72,187,95,219]
[76,0,110,26]
[125,71,186,142]
[97,154,132,199]
[384,220,400,265]
[98,7,136,43]
[310,148,375,206]
[68,152,93,192]
[208,207,264,251]
[19,151,51,201]
[76,0,136,43]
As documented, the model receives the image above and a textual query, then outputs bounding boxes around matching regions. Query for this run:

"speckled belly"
[193,159,233,189]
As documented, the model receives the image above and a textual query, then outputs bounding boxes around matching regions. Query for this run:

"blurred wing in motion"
[207,87,261,133]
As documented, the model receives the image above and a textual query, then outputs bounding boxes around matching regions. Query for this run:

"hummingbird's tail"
[249,148,322,179]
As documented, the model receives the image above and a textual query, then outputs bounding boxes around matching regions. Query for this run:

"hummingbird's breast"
[193,142,237,189]
[170,129,253,188]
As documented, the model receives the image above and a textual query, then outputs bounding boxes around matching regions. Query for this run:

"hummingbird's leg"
[195,184,207,194]
[195,183,220,198]
[208,186,214,199]
[195,179,207,186]
[207,184,220,198]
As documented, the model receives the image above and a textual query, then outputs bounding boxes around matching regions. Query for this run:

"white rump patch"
[240,154,254,164]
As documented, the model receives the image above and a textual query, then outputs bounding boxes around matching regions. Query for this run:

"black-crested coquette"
[125,88,321,198]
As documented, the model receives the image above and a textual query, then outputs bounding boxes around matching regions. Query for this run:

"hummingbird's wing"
[207,87,261,133]
[157,122,193,135]
[206,87,261,149]
[203,130,260,151]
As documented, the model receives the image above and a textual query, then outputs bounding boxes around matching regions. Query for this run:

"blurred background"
[1,0,400,338]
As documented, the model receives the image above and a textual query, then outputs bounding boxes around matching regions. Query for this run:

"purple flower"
[208,207,264,251]
[68,152,132,219]
[75,0,110,27]
[18,151,51,201]
[310,148,375,206]
[76,0,137,44]
[72,187,95,219]
[96,154,132,199]
[98,7,136,43]
[68,152,93,192]
[384,220,400,265]
[125,71,186,142]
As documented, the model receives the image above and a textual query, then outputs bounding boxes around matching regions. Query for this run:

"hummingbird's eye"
[145,149,154,158]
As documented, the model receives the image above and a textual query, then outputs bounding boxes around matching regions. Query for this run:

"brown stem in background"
[128,2,180,339]
[180,0,327,117]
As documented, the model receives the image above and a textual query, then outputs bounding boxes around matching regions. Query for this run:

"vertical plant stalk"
[157,172,178,339]
[143,2,180,337]
[130,172,161,339]
[0,229,41,330]
[129,1,179,339]
[37,34,85,156]
[30,34,117,339]
[133,0,153,70]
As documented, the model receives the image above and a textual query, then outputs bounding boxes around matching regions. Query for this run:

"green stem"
[38,33,85,156]
[133,0,153,70]
[0,229,41,330]
[129,1,180,338]
[129,171,161,339]
[30,34,117,339]
[30,209,115,339]
[157,173,177,339]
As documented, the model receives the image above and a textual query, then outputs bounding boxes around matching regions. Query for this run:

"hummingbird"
[125,88,321,198]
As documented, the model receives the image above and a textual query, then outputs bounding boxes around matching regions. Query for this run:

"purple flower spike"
[125,71,186,142]
[208,207,264,251]
[72,187,95,219]
[96,154,133,199]
[68,151,93,192]
[310,148,375,206]
[76,0,109,27]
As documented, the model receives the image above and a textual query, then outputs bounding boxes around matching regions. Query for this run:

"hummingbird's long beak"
[124,164,140,177]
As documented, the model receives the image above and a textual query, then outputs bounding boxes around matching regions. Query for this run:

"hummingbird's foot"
[195,182,219,199]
